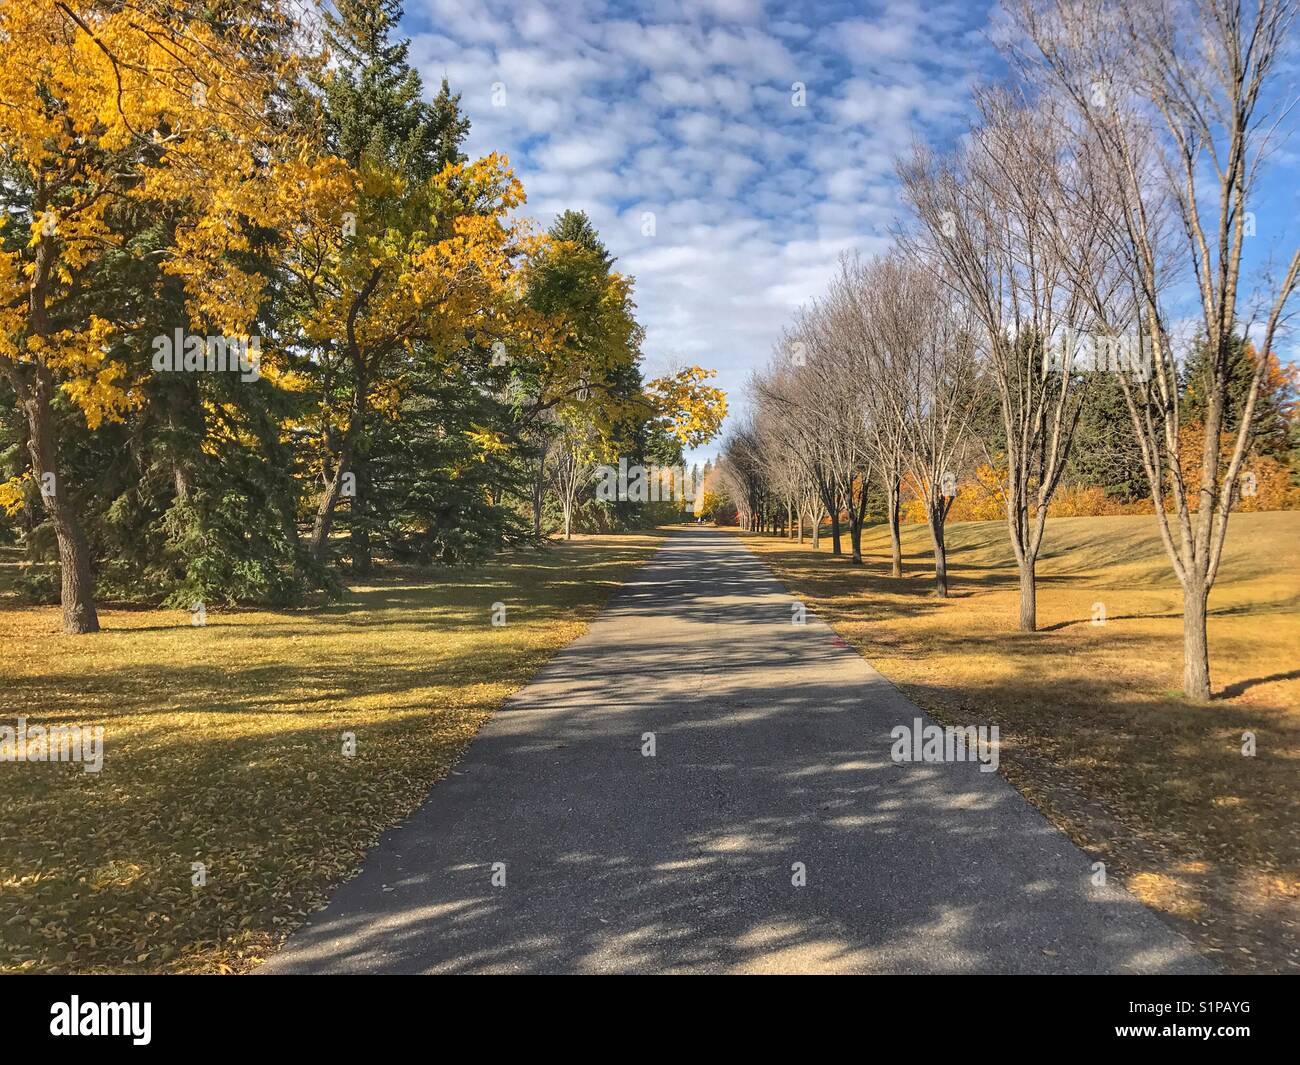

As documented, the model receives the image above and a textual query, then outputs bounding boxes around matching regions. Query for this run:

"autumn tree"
[876,263,983,597]
[0,0,301,631]
[645,365,728,452]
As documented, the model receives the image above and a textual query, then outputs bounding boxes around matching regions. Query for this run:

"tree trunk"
[928,503,948,598]
[811,509,821,549]
[16,234,99,632]
[531,454,545,539]
[1182,580,1211,700]
[17,371,99,633]
[796,510,804,544]
[310,381,366,562]
[887,478,902,578]
[846,478,867,565]
[310,449,352,562]
[1018,560,1036,632]
[166,377,197,504]
[829,508,842,555]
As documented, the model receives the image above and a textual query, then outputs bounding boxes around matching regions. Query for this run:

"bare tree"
[899,89,1091,629]
[773,287,875,563]
[875,262,984,597]
[719,417,768,532]
[750,357,838,550]
[845,254,921,578]
[548,422,595,540]
[818,262,879,564]
[1010,0,1300,697]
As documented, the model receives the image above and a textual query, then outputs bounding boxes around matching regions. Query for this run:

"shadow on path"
[258,529,1211,974]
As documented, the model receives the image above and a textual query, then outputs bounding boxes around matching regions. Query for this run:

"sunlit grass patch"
[0,533,663,974]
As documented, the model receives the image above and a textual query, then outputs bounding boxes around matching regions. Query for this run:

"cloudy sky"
[400,0,1299,465]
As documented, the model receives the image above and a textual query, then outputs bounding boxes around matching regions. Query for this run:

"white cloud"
[404,0,1000,456]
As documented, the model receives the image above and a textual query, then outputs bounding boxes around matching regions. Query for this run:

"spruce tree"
[321,0,470,179]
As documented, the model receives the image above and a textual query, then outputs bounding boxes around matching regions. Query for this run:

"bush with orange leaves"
[1177,422,1300,513]
[898,449,1297,525]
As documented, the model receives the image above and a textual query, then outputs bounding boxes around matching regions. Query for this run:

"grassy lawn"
[740,512,1299,974]
[0,533,663,974]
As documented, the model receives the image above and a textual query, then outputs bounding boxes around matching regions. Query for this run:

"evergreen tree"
[549,210,615,270]
[1182,332,1295,463]
[1068,373,1149,502]
[321,0,470,179]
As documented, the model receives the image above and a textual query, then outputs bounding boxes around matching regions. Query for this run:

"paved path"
[260,529,1209,974]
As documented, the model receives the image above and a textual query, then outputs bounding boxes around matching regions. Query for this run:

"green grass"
[0,533,663,974]
[741,511,1300,973]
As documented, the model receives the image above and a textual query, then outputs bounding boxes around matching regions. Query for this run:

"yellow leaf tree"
[647,366,728,449]
[0,0,302,631]
[275,152,555,560]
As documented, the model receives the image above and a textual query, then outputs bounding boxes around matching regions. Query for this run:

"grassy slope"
[0,533,663,974]
[741,511,1299,974]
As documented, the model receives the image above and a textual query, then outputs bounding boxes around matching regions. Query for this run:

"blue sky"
[400,0,1300,466]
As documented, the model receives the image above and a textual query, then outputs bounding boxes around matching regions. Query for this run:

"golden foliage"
[0,1,305,423]
[646,366,728,448]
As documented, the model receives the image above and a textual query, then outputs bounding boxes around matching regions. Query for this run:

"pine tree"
[549,210,614,270]
[1068,373,1149,502]
[321,0,470,179]
[1182,332,1295,463]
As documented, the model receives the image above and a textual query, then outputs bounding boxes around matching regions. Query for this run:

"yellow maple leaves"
[647,366,729,448]
[0,0,302,423]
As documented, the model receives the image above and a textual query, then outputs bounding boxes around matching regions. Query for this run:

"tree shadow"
[1217,669,1300,700]
[253,528,1213,975]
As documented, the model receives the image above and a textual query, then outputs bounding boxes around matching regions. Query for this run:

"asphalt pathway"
[259,528,1209,974]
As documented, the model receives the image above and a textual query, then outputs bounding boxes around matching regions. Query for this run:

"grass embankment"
[740,512,1299,974]
[0,533,663,974]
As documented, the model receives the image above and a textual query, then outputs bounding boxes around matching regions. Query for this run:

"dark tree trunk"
[928,500,949,598]
[310,448,352,563]
[821,486,842,559]
[350,461,372,576]
[17,234,98,632]
[531,452,545,538]
[846,476,868,565]
[310,380,366,563]
[887,475,902,578]
[165,377,198,504]
[16,368,99,633]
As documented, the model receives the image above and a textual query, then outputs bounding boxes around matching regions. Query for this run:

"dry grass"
[740,511,1300,974]
[0,533,663,974]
